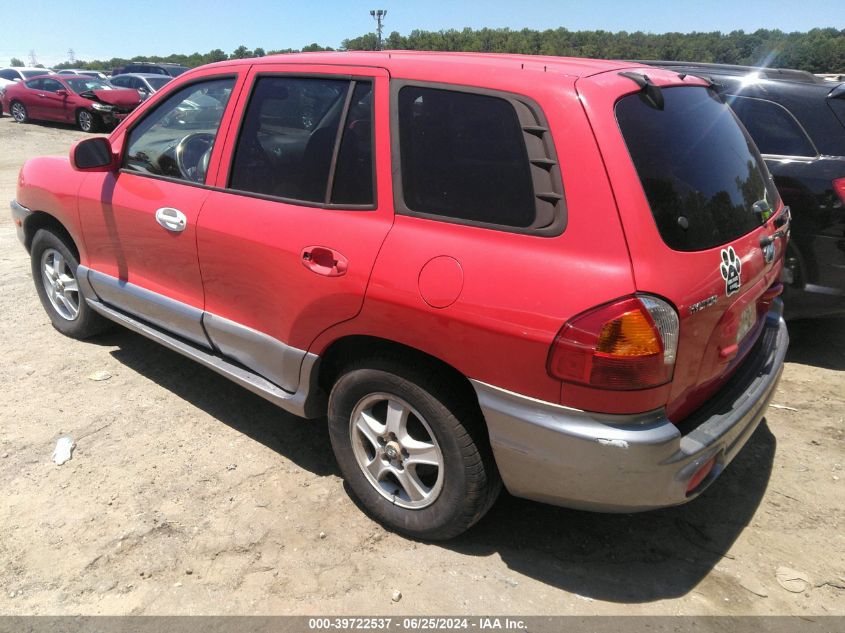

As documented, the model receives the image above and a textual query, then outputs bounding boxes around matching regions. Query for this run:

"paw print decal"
[720,246,742,296]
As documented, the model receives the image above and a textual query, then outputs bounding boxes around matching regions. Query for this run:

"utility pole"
[369,9,387,51]
[29,49,37,66]
[68,48,75,64]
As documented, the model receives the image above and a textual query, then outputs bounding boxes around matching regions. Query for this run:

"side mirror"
[56,89,68,97]
[70,137,118,171]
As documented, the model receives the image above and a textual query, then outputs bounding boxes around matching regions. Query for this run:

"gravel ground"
[0,114,843,615]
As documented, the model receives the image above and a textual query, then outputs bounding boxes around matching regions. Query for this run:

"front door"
[77,71,246,346]
[196,64,393,392]
[34,77,69,122]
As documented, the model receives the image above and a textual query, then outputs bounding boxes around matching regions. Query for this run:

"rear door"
[578,69,787,421]
[196,64,392,392]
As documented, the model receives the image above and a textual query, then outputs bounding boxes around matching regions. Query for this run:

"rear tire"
[11,101,28,123]
[76,109,100,133]
[30,229,109,339]
[327,356,501,540]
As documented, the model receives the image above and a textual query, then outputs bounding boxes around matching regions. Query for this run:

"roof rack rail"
[633,60,827,85]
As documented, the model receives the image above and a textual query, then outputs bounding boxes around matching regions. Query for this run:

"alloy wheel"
[78,110,93,132]
[40,248,80,321]
[11,102,26,122]
[349,392,445,509]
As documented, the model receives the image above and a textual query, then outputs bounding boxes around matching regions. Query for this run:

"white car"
[57,69,108,80]
[0,67,54,87]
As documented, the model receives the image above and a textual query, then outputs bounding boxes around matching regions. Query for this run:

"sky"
[1,0,842,67]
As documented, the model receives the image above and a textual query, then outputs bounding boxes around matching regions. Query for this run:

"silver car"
[109,73,172,101]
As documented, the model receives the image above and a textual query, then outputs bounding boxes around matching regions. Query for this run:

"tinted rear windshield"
[616,86,777,251]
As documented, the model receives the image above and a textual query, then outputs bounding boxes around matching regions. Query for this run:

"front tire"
[328,357,501,540]
[30,229,108,339]
[76,109,100,133]
[11,101,28,123]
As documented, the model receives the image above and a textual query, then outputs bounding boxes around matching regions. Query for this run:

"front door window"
[123,78,235,183]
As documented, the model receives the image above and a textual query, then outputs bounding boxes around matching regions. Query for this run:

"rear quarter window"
[727,96,817,157]
[616,86,778,252]
[394,84,564,234]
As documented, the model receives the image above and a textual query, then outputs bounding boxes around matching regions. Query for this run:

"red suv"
[10,53,790,539]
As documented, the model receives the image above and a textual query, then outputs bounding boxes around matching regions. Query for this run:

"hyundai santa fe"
[10,52,790,539]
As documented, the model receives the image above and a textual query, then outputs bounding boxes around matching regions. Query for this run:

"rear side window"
[40,79,64,93]
[229,76,374,206]
[728,96,816,157]
[397,86,537,229]
[617,86,778,252]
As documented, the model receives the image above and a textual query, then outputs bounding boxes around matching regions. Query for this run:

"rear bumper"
[472,302,788,512]
[10,199,31,246]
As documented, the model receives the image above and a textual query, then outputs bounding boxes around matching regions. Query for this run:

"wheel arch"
[23,211,79,259]
[315,335,485,426]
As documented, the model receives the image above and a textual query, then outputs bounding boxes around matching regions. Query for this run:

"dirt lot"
[0,114,843,616]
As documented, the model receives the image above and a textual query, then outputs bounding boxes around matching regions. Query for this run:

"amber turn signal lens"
[596,310,662,357]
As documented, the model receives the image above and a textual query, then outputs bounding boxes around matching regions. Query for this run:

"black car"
[643,61,845,319]
[112,62,190,77]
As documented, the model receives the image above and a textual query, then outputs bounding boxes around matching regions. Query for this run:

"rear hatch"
[578,68,787,421]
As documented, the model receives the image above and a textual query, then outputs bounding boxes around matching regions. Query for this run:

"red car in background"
[1,74,140,132]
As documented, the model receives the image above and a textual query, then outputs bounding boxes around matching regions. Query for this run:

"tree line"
[11,27,844,73]
[345,27,845,73]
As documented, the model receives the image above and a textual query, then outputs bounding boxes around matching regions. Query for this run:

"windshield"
[147,77,171,90]
[66,78,113,93]
[167,67,190,76]
[616,86,778,252]
[22,70,46,78]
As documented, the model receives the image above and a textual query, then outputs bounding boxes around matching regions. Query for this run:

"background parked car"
[109,72,172,101]
[0,67,55,87]
[56,69,109,80]
[1,74,141,132]
[113,62,190,77]
[646,61,845,319]
[0,67,56,102]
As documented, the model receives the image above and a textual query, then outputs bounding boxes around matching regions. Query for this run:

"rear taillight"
[548,295,679,390]
[834,177,845,205]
